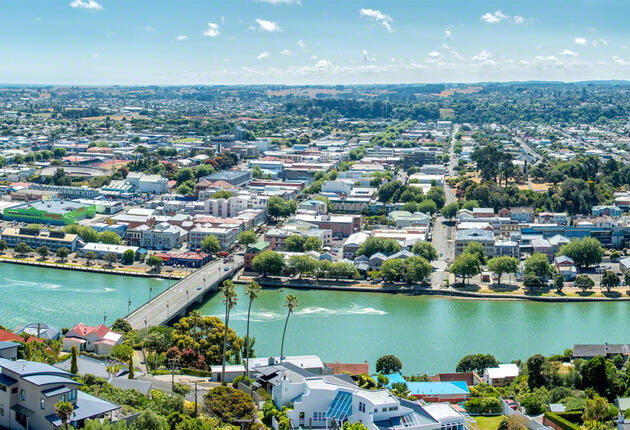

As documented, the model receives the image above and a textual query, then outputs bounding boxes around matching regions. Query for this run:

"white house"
[483,364,519,387]
[275,375,475,430]
[62,323,123,356]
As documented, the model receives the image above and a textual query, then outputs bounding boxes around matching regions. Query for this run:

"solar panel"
[325,391,353,420]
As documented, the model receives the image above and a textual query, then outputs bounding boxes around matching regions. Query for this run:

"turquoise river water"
[1,264,629,374]
[0,263,173,330]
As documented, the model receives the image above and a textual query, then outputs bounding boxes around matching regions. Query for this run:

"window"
[0,384,5,392]
[374,408,378,413]
[20,389,25,401]
[358,402,365,413]
[382,407,387,412]
[11,387,17,394]
[0,407,4,416]
[68,389,77,401]
[41,398,45,410]
[61,394,66,402]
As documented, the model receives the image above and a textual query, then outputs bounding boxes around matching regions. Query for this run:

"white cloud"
[297,39,306,48]
[69,0,102,10]
[473,50,493,62]
[535,55,560,63]
[600,39,609,46]
[428,51,441,58]
[255,18,282,32]
[574,37,587,46]
[255,0,301,4]
[362,49,375,62]
[444,29,452,39]
[613,56,630,66]
[204,23,220,37]
[481,10,509,24]
[176,35,188,41]
[315,60,333,72]
[359,8,393,32]
[560,49,578,57]
[281,49,291,56]
[257,51,270,60]
[513,15,526,25]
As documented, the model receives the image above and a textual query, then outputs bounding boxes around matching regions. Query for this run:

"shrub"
[463,396,502,414]
[232,375,253,389]
[544,412,581,430]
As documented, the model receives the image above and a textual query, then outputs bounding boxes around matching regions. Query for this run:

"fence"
[501,398,552,430]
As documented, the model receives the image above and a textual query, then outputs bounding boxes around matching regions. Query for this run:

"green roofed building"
[3,200,96,225]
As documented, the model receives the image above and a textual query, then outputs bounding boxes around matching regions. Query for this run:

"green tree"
[201,235,221,254]
[252,251,285,277]
[524,252,553,279]
[97,231,122,245]
[211,190,233,199]
[575,274,595,293]
[581,356,608,396]
[128,355,135,379]
[70,346,78,374]
[56,247,70,261]
[285,234,306,252]
[146,255,163,272]
[36,245,50,259]
[303,236,322,252]
[176,168,195,185]
[103,253,118,267]
[204,385,256,422]
[244,281,261,379]
[84,251,97,266]
[442,202,458,220]
[417,199,437,215]
[220,281,238,384]
[111,344,133,361]
[0,240,7,253]
[111,318,132,333]
[456,354,499,373]
[450,252,480,285]
[237,230,257,247]
[526,354,546,389]
[380,258,406,282]
[487,256,519,285]
[464,242,486,264]
[376,355,403,374]
[356,237,401,257]
[559,237,604,269]
[554,273,565,293]
[134,409,166,430]
[403,256,432,283]
[411,241,438,261]
[286,255,317,278]
[15,241,31,255]
[583,394,609,422]
[121,249,135,265]
[601,270,619,293]
[280,294,299,362]
[55,400,74,430]
[524,273,544,292]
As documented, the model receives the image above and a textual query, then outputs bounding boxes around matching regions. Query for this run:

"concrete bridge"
[126,255,244,329]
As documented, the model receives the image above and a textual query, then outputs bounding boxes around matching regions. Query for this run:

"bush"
[232,375,253,389]
[172,382,191,397]
[181,368,212,377]
[544,412,582,430]
[520,392,547,415]
[463,396,502,414]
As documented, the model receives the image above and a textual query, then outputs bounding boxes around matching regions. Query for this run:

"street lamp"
[149,287,152,299]
[128,298,131,315]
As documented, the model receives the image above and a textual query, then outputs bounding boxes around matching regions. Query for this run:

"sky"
[2,0,630,85]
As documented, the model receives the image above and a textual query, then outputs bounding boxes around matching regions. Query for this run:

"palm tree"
[244,280,261,379]
[220,280,238,385]
[280,294,299,363]
[54,400,74,430]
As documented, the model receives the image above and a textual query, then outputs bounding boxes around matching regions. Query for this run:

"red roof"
[0,328,43,344]
[68,323,110,338]
[325,361,369,375]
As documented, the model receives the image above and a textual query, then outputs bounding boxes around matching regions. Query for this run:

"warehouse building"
[3,200,96,225]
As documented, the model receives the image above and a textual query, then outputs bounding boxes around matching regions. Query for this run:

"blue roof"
[0,358,72,377]
[46,391,119,426]
[325,391,353,420]
[405,382,469,396]
[23,374,81,387]
[42,386,71,398]
[383,373,407,384]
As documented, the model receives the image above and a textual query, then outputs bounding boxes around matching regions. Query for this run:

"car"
[504,399,518,410]
[224,267,229,271]
[197,285,202,290]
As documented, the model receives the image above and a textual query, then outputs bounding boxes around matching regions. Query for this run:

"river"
[198,285,630,374]
[1,264,626,374]
[0,263,173,330]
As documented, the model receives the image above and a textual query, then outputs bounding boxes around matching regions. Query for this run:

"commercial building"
[189,225,239,250]
[29,184,100,199]
[202,170,252,187]
[124,172,169,194]
[293,214,361,239]
[455,228,495,257]
[0,227,81,251]
[3,200,96,225]
[140,222,187,250]
[0,358,119,429]
[79,243,140,259]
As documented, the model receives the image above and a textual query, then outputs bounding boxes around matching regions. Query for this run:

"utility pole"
[167,357,180,396]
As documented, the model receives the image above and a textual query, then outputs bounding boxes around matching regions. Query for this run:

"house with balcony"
[274,374,475,430]
[0,358,119,429]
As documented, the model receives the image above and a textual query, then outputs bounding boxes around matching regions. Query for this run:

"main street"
[127,255,243,330]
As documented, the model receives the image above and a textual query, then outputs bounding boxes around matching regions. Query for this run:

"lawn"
[474,415,503,430]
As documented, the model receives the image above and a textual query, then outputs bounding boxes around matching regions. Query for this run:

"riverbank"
[235,274,630,302]
[0,256,186,279]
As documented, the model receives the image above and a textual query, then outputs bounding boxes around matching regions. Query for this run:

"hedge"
[556,412,583,424]
[181,367,213,377]
[544,412,581,430]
